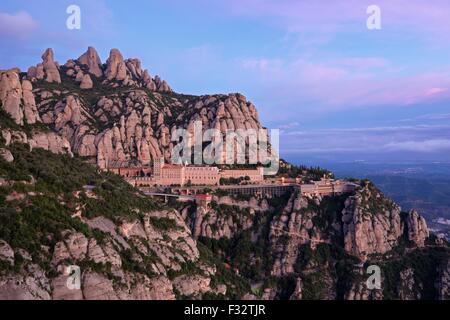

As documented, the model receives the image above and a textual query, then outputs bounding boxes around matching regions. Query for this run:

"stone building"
[219,167,264,182]
[107,161,152,178]
[153,158,220,186]
[300,179,357,196]
[152,158,264,186]
[186,166,220,185]
[110,158,266,187]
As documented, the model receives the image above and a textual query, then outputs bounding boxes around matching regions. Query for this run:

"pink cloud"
[240,56,450,109]
[0,11,38,39]
[329,57,389,70]
[211,0,450,44]
[425,87,448,97]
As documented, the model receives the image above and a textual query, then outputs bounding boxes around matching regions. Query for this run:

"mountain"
[1,47,263,169]
[311,161,450,240]
[0,48,449,300]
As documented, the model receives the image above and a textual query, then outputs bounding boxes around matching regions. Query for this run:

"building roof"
[194,194,212,199]
[162,164,183,169]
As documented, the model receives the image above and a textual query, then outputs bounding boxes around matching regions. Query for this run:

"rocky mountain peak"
[41,48,54,63]
[41,48,61,83]
[105,48,126,81]
[1,47,264,169]
[77,46,103,77]
[406,209,429,247]
[27,48,61,84]
[109,48,124,61]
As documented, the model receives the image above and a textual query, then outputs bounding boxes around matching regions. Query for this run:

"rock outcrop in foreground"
[179,180,447,300]
[0,146,226,300]
[6,207,212,300]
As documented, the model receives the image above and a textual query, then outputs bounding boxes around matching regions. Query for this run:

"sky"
[1,0,450,164]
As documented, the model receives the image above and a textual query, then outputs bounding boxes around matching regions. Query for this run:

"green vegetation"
[359,180,397,216]
[0,109,50,138]
[2,75,448,300]
[210,202,252,218]
[212,190,253,202]
[0,143,158,220]
[197,242,251,299]
[149,216,178,231]
[219,176,250,185]
[295,244,332,299]
[373,247,449,300]
[167,261,204,280]
[198,193,292,286]
[0,109,22,132]
[278,158,334,181]
[0,143,159,272]
[120,247,159,279]
[294,243,360,300]
[307,194,348,235]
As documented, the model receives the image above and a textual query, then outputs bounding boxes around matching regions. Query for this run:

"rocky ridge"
[2,47,263,169]
[185,182,447,300]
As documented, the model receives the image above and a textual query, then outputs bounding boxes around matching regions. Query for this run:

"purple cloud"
[239,57,450,110]
[216,0,450,43]
[0,11,38,39]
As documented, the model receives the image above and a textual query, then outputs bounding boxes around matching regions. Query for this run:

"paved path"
[142,192,195,200]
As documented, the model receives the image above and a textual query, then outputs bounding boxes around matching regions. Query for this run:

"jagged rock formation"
[397,268,422,300]
[1,127,72,156]
[0,264,51,300]
[38,209,209,300]
[105,49,128,82]
[437,258,450,300]
[0,240,14,266]
[80,74,93,90]
[185,195,269,239]
[179,181,446,300]
[342,183,404,261]
[0,69,41,125]
[1,47,265,169]
[1,129,448,301]
[28,48,61,83]
[406,209,429,247]
[345,268,383,300]
[0,213,209,300]
[41,48,61,83]
[289,277,303,300]
[0,148,13,162]
[270,194,328,276]
[77,46,103,78]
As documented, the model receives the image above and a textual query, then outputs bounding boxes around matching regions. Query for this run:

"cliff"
[186,183,447,300]
[0,144,244,299]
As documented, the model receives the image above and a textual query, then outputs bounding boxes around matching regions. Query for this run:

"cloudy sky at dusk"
[1,0,450,163]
